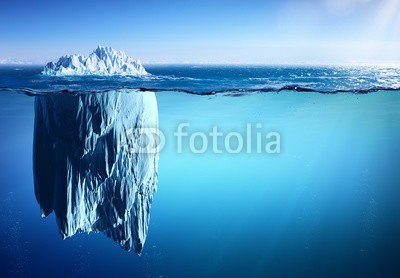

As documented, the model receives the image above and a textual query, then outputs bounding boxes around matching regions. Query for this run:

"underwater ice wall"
[33,89,159,254]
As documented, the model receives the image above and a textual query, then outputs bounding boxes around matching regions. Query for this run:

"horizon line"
[1,61,400,67]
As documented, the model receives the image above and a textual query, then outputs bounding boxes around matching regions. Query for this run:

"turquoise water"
[0,66,399,277]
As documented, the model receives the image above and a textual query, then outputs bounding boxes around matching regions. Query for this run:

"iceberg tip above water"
[42,46,148,76]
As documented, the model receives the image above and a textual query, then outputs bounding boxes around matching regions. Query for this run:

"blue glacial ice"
[33,89,158,254]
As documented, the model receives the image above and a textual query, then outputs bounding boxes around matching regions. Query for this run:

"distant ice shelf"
[42,46,148,76]
[33,89,159,254]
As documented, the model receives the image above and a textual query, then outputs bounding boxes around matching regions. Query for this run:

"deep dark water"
[0,66,400,278]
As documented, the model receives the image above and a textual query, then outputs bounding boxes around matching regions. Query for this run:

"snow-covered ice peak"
[42,46,148,76]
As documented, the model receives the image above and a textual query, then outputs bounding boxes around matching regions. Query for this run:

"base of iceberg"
[33,89,159,254]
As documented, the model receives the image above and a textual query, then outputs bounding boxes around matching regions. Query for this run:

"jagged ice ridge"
[42,46,148,76]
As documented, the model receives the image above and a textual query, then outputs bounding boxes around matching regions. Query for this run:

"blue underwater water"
[0,65,399,277]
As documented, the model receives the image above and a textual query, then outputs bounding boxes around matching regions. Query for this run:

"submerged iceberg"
[33,89,159,254]
[42,46,148,76]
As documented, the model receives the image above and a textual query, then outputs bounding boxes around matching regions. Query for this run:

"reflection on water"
[33,90,159,254]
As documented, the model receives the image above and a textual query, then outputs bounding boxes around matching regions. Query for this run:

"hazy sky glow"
[0,0,399,64]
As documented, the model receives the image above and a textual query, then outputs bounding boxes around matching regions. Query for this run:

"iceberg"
[42,46,148,76]
[33,89,159,254]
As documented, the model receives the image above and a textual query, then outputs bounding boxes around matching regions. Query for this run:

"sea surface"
[0,65,399,278]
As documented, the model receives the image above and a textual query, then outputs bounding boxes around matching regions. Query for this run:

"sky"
[0,0,399,64]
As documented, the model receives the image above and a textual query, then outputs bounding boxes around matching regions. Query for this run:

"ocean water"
[0,65,399,278]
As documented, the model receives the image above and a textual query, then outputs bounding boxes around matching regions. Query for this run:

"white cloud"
[0,57,34,65]
[325,0,372,15]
